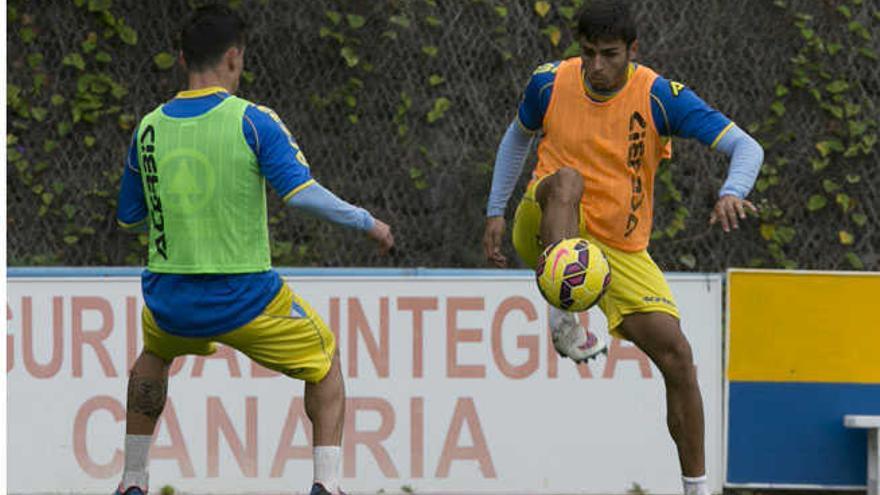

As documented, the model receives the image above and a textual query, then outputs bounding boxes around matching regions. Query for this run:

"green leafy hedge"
[7,0,878,270]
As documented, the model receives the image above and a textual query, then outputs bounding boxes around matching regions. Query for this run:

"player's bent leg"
[524,169,604,362]
[117,350,171,494]
[306,352,346,494]
[535,167,583,247]
[217,284,345,493]
[116,306,206,495]
[616,312,706,483]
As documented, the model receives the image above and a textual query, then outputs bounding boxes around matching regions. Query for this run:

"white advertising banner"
[7,271,723,494]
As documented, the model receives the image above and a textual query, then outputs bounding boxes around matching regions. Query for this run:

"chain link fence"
[7,0,879,270]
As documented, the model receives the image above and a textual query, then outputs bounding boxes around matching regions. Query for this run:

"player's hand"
[367,219,395,255]
[482,216,508,268]
[710,194,758,233]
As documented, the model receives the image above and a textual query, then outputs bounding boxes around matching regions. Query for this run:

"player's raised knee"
[544,167,584,205]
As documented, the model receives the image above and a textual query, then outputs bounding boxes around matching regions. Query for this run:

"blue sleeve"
[517,62,560,131]
[116,127,148,229]
[650,76,733,147]
[243,104,313,201]
[715,125,764,199]
[286,181,375,231]
[487,120,534,217]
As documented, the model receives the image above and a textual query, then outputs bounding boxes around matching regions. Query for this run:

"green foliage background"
[6,0,879,270]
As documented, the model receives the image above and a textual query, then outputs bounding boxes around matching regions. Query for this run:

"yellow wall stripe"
[728,269,880,384]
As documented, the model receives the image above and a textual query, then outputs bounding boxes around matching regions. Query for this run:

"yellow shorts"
[143,283,336,383]
[512,179,679,335]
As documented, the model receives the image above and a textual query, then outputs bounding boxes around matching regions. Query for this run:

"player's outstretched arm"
[650,77,764,233]
[484,120,535,267]
[243,104,394,255]
[286,182,394,255]
[483,63,551,266]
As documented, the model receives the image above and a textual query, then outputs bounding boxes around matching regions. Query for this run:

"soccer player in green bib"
[113,6,393,495]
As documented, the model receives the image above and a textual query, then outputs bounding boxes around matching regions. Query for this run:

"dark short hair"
[180,4,247,71]
[575,0,637,46]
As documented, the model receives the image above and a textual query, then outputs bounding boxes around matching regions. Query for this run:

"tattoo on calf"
[127,371,168,420]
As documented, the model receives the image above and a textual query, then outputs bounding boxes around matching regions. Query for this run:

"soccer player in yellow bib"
[482,1,762,493]
[113,6,392,495]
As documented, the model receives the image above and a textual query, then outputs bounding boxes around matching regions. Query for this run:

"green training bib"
[137,96,270,273]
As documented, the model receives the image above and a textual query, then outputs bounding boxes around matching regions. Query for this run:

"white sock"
[682,474,709,495]
[121,434,152,489]
[549,306,575,332]
[314,446,341,492]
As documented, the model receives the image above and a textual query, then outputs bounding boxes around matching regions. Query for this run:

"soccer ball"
[535,238,611,312]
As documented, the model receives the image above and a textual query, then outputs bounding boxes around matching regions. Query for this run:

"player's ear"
[225,46,238,71]
[178,50,187,72]
[628,40,639,60]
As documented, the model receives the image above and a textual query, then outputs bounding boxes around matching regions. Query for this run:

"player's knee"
[314,351,344,390]
[140,350,173,369]
[655,339,696,383]
[547,168,584,205]
[326,352,343,382]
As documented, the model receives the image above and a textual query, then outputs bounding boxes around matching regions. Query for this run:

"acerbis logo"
[624,111,646,238]
[140,125,168,259]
